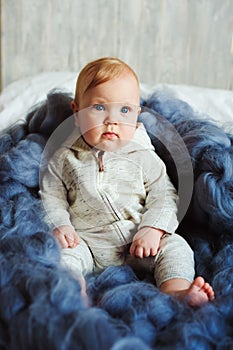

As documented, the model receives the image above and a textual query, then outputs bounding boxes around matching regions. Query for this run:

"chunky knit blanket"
[0,91,233,350]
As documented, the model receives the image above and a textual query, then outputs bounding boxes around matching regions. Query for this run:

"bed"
[0,72,233,349]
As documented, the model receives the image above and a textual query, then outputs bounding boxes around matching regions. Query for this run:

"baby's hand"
[53,225,80,248]
[130,227,164,259]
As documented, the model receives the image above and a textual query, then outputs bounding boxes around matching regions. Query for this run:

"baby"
[40,57,214,306]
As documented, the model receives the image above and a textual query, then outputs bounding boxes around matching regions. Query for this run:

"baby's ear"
[71,100,79,127]
[71,100,78,112]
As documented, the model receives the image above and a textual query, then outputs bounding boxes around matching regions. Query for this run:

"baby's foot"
[180,276,215,307]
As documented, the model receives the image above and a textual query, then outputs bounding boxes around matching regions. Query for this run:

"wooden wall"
[1,0,233,90]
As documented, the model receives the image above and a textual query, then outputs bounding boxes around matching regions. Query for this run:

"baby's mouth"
[102,132,119,140]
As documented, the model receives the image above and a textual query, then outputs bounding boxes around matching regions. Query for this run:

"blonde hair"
[74,57,139,107]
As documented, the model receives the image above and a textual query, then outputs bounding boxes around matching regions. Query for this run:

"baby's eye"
[121,106,130,114]
[92,104,105,111]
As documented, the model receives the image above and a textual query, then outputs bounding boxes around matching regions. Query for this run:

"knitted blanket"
[0,91,233,350]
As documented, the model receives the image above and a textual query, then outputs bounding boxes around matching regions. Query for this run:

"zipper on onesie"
[98,150,105,172]
[96,152,127,243]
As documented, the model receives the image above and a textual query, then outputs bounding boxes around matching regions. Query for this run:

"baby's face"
[73,74,141,151]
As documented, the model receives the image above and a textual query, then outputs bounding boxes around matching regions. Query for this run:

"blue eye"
[93,104,105,111]
[121,106,130,114]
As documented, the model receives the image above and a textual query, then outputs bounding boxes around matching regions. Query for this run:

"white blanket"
[0,72,233,131]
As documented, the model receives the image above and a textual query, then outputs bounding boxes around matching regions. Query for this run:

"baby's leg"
[155,233,214,307]
[61,239,94,302]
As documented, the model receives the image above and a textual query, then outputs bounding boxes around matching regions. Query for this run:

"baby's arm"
[40,149,74,232]
[40,149,81,249]
[53,225,80,248]
[138,150,179,235]
[130,227,164,258]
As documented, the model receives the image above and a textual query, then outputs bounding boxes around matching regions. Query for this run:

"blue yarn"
[0,134,45,187]
[0,194,48,238]
[99,280,185,347]
[0,285,26,322]
[0,255,18,288]
[99,282,159,319]
[186,237,214,280]
[0,197,15,228]
[141,98,231,169]
[1,90,233,348]
[13,194,48,234]
[8,122,28,144]
[0,133,13,154]
[193,172,233,235]
[0,233,59,266]
[24,267,85,313]
[155,305,224,350]
[212,245,233,277]
[110,337,152,350]
[147,292,180,328]
[199,146,233,182]
[156,304,226,350]
[195,304,229,342]
[145,91,196,119]
[130,319,157,346]
[0,180,27,199]
[87,265,138,304]
[143,92,233,239]
[10,306,129,350]
[57,308,129,350]
[27,90,73,137]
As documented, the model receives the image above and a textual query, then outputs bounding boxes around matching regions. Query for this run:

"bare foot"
[178,276,215,307]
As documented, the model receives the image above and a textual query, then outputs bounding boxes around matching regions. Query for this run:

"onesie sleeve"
[139,150,179,234]
[39,148,73,230]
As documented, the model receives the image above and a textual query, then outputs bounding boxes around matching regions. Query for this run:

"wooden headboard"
[1,0,233,91]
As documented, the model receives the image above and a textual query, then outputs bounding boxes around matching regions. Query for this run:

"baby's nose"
[104,120,118,125]
[104,109,119,125]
